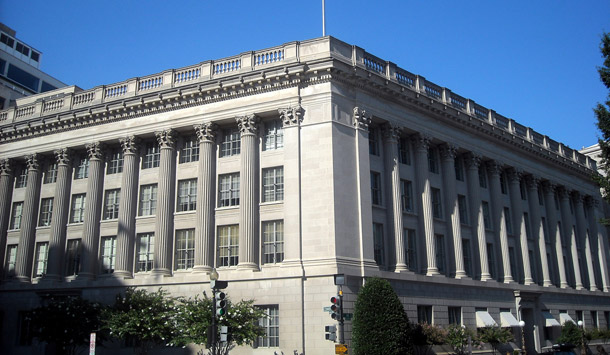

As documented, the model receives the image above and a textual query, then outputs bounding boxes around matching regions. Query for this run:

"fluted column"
[464,153,491,281]
[412,133,438,276]
[574,192,597,291]
[440,144,466,278]
[507,168,533,284]
[383,124,407,271]
[78,143,105,279]
[558,188,583,289]
[15,154,42,282]
[526,176,552,286]
[44,149,73,281]
[152,129,177,276]
[193,123,218,273]
[588,199,610,292]
[544,182,568,288]
[114,136,140,278]
[0,159,14,277]
[237,115,260,270]
[490,163,514,283]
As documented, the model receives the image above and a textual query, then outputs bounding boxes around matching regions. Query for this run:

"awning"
[542,312,561,327]
[500,311,520,327]
[560,313,575,325]
[476,311,498,327]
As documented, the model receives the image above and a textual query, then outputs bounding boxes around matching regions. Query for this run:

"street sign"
[323,306,332,312]
[335,344,348,354]
[343,313,353,320]
[89,332,96,355]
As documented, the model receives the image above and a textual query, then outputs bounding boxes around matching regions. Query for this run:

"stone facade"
[0,36,609,355]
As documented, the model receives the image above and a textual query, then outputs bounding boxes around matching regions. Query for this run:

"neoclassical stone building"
[0,36,609,355]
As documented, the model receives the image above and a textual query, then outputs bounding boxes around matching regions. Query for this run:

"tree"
[352,277,413,355]
[594,32,610,220]
[412,323,447,355]
[446,324,479,355]
[476,325,514,355]
[557,321,586,348]
[29,295,105,355]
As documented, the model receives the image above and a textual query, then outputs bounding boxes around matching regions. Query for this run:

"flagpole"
[322,0,326,36]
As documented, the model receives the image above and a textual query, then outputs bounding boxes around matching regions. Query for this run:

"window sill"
[100,218,118,223]
[136,215,156,220]
[175,210,196,216]
[216,206,239,211]
[68,222,84,226]
[36,225,51,229]
[260,200,283,206]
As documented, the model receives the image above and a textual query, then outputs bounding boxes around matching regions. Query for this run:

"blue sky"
[1,0,608,150]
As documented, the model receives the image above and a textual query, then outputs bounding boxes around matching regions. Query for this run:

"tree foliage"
[476,325,514,355]
[557,321,585,347]
[446,324,479,355]
[412,323,447,355]
[594,32,610,219]
[352,277,413,355]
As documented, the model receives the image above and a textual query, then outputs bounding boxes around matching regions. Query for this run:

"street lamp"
[519,320,526,355]
[578,320,586,355]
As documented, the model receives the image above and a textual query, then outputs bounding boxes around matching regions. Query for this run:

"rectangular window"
[34,242,49,277]
[500,173,507,194]
[139,184,158,216]
[15,166,27,188]
[405,228,417,271]
[38,198,53,227]
[5,245,17,278]
[142,142,160,169]
[136,233,155,272]
[432,188,442,218]
[428,147,439,174]
[370,172,382,206]
[398,137,411,165]
[10,202,23,229]
[504,207,513,235]
[401,180,413,212]
[417,305,432,324]
[463,239,472,276]
[262,167,284,202]
[373,223,385,266]
[458,195,468,224]
[175,229,195,270]
[263,220,284,264]
[369,126,379,156]
[487,243,496,279]
[70,194,86,223]
[179,136,199,163]
[482,201,492,230]
[101,236,117,274]
[107,149,124,174]
[104,189,120,220]
[448,307,461,325]
[219,173,240,207]
[65,239,81,276]
[592,311,599,329]
[0,33,15,48]
[257,305,280,347]
[218,225,239,267]
[177,179,197,212]
[605,311,610,330]
[509,247,518,282]
[478,166,487,188]
[455,158,464,181]
[576,310,584,324]
[220,128,241,157]
[74,156,89,179]
[263,120,283,151]
[43,162,58,184]
[435,234,446,274]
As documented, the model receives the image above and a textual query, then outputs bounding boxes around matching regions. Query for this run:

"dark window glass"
[7,64,40,91]
[41,81,57,93]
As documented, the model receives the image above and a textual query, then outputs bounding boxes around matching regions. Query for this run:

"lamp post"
[578,320,586,355]
[210,268,219,355]
[519,320,526,355]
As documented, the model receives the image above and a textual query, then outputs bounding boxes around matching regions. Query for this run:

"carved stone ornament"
[194,122,218,143]
[155,129,177,148]
[279,106,304,127]
[506,167,524,182]
[524,174,541,189]
[0,158,13,175]
[120,136,141,154]
[54,148,73,166]
[353,106,371,130]
[86,142,106,160]
[411,133,431,152]
[381,123,402,141]
[485,160,504,176]
[26,153,42,171]
[571,191,584,205]
[439,144,459,160]
[556,186,570,200]
[542,180,557,194]
[463,152,482,169]
[236,115,260,135]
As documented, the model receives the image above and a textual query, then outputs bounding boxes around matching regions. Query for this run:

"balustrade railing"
[105,84,128,98]
[473,104,488,120]
[450,93,467,110]
[43,98,64,113]
[395,68,415,87]
[213,58,240,75]
[174,67,200,84]
[15,105,36,119]
[73,91,95,106]
[138,76,163,91]
[363,53,385,74]
[254,48,284,66]
[424,81,442,100]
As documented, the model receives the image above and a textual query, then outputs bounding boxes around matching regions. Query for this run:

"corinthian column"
[193,122,217,273]
[237,115,260,270]
[152,129,177,276]
[544,182,568,288]
[464,153,491,281]
[382,124,407,271]
[525,175,552,286]
[15,154,42,282]
[490,163,514,283]
[412,133,438,276]
[114,136,140,278]
[588,198,610,292]
[558,187,583,289]
[78,142,105,279]
[440,144,466,278]
[574,192,597,291]
[44,149,73,281]
[0,159,14,277]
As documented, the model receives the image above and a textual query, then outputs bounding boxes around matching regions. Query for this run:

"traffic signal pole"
[338,285,344,344]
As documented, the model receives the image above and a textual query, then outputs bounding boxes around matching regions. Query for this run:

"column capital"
[120,135,141,154]
[54,148,73,166]
[194,122,218,143]
[381,123,402,142]
[353,106,371,130]
[155,129,177,148]
[279,106,304,127]
[439,143,459,160]
[506,167,524,182]
[525,174,541,189]
[556,186,571,200]
[542,180,558,194]
[85,142,106,160]
[0,158,14,175]
[485,160,504,176]
[236,114,260,135]
[25,153,42,171]
[463,152,482,169]
[571,190,585,204]
[411,133,431,152]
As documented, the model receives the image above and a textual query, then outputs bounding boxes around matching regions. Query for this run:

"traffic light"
[215,292,227,317]
[325,325,337,342]
[330,295,342,321]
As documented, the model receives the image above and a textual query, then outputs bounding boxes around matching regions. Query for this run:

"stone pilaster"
[490,163,514,283]
[544,182,568,288]
[439,144,466,278]
[114,136,140,278]
[525,175,552,287]
[15,154,42,282]
[0,159,14,277]
[193,122,218,272]
[152,129,177,276]
[573,192,597,291]
[558,187,583,289]
[78,142,105,279]
[237,115,260,270]
[412,133,438,276]
[464,153,491,281]
[44,149,73,281]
